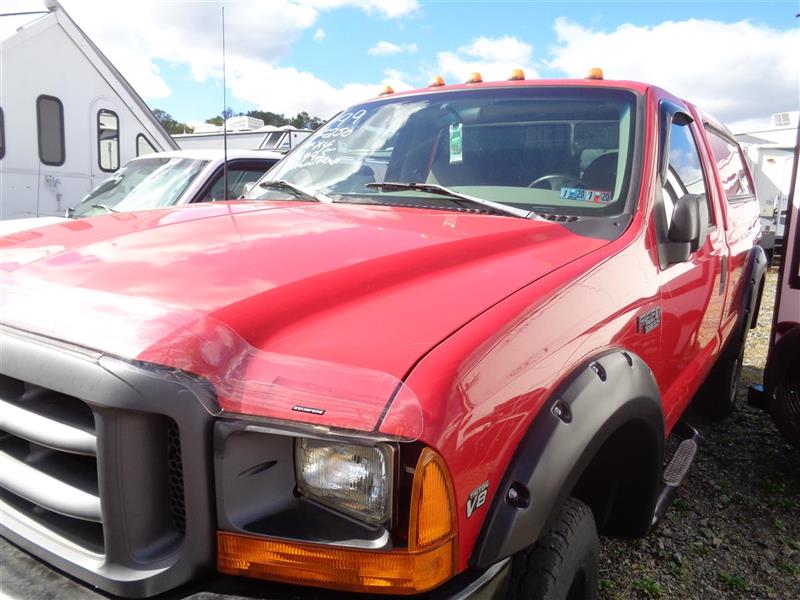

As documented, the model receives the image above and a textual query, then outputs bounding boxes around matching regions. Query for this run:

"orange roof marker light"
[586,67,604,80]
[428,75,446,87]
[465,72,483,83]
[379,85,395,96]
[508,68,525,81]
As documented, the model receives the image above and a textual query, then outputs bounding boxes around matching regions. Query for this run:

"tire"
[767,331,800,449]
[506,497,598,600]
[695,324,748,420]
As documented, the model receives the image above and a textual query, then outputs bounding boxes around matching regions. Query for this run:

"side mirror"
[665,193,708,264]
[241,182,256,197]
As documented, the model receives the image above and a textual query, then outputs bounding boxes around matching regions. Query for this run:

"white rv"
[174,122,312,152]
[0,1,177,220]
[736,111,798,260]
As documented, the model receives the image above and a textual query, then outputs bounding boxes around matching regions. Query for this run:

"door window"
[197,163,277,202]
[98,109,120,172]
[705,129,753,202]
[663,121,713,229]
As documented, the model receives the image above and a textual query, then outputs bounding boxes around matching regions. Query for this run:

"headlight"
[294,439,394,525]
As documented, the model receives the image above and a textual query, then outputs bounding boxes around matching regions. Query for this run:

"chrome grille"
[0,375,103,553]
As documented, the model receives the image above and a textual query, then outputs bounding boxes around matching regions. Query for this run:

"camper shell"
[174,124,313,152]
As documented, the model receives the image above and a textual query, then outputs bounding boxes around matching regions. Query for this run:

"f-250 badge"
[638,307,661,334]
[466,481,489,518]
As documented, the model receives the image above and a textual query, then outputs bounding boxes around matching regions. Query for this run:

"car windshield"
[73,157,208,217]
[245,87,637,216]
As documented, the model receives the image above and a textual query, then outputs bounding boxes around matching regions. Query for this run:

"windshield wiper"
[258,180,333,203]
[365,182,537,219]
[91,203,119,214]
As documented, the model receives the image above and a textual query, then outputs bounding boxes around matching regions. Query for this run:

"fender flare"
[471,349,664,569]
[742,245,768,332]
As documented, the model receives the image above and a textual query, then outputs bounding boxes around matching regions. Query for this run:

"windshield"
[73,157,208,217]
[244,87,638,216]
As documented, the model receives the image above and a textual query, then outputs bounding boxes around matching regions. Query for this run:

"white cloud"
[548,18,800,125]
[437,36,539,82]
[225,57,413,119]
[44,0,418,118]
[368,41,418,56]
[313,27,326,42]
[384,68,410,80]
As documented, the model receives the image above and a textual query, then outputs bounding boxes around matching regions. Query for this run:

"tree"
[152,108,194,134]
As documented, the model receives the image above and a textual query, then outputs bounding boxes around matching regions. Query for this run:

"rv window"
[137,134,157,156]
[0,107,4,159]
[37,95,65,166]
[98,109,120,172]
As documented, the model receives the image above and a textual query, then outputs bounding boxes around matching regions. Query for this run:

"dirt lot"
[599,270,800,599]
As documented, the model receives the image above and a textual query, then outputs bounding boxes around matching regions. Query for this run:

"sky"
[2,0,798,132]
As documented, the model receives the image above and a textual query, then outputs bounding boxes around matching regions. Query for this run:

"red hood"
[3,201,609,435]
[1,201,607,379]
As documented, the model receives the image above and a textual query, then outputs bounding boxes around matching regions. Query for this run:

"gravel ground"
[599,270,800,600]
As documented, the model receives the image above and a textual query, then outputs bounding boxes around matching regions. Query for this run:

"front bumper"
[0,537,510,600]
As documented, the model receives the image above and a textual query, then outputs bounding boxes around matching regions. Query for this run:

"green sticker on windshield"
[449,123,463,164]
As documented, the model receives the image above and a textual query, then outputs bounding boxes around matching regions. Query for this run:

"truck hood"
[1,201,607,432]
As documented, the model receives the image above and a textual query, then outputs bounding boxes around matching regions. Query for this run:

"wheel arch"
[470,349,664,569]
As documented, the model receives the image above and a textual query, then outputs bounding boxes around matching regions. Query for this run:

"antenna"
[222,5,229,200]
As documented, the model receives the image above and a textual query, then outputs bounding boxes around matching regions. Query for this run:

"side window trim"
[97,109,120,172]
[36,95,66,166]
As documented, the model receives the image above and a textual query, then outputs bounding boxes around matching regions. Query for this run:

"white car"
[0,149,282,235]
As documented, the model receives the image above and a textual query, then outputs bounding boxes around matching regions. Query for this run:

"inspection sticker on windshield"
[560,187,611,204]
[449,123,463,164]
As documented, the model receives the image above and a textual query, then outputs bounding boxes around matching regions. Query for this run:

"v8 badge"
[466,481,489,518]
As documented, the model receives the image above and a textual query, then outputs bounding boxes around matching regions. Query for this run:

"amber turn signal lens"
[409,448,457,549]
[217,532,455,595]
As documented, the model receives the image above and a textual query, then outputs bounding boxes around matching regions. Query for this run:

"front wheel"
[506,497,598,600]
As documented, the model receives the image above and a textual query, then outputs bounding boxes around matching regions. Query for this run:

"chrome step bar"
[0,399,96,456]
[0,452,102,522]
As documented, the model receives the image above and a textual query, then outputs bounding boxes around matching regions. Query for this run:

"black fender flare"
[742,245,768,332]
[471,349,664,569]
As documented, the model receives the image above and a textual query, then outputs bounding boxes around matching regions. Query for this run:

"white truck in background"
[0,149,282,236]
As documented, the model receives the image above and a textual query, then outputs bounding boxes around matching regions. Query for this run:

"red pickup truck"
[0,73,764,600]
